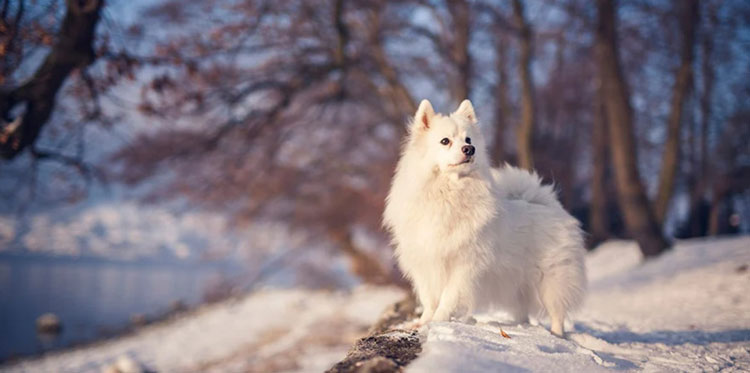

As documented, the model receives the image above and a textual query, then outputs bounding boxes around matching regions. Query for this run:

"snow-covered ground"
[1,286,405,373]
[3,236,749,373]
[410,236,750,372]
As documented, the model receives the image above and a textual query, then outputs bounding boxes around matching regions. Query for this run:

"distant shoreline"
[0,256,245,363]
[0,290,217,365]
[0,251,238,271]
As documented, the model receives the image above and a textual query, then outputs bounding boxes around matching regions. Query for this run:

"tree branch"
[1,0,103,160]
[31,146,100,181]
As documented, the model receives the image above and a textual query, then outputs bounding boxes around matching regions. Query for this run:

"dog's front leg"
[411,269,442,326]
[431,265,475,322]
[416,283,439,325]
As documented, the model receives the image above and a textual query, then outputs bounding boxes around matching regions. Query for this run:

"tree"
[447,0,472,103]
[490,22,512,166]
[589,84,610,247]
[683,0,717,238]
[4,0,747,270]
[107,0,461,284]
[707,111,750,236]
[654,0,700,225]
[512,0,536,170]
[0,0,103,160]
[595,0,670,257]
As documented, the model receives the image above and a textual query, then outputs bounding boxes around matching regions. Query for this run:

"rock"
[168,300,187,313]
[36,313,62,334]
[328,295,422,373]
[356,356,399,372]
[100,355,144,373]
[327,330,422,373]
[367,295,418,335]
[130,314,147,327]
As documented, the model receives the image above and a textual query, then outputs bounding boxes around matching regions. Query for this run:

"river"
[0,255,238,362]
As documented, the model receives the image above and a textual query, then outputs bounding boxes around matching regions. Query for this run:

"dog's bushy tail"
[493,164,587,323]
[491,164,561,209]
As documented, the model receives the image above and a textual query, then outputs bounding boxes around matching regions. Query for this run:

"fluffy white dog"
[383,99,586,336]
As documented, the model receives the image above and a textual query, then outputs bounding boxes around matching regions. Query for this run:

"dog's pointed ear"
[454,99,477,124]
[414,99,435,130]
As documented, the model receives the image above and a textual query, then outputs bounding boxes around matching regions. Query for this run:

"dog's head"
[408,99,485,175]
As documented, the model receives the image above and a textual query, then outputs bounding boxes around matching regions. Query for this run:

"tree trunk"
[589,86,610,247]
[367,3,416,127]
[329,229,392,285]
[491,30,511,166]
[447,0,471,103]
[595,0,670,257]
[512,0,536,170]
[708,193,723,236]
[654,0,699,224]
[0,0,103,159]
[687,7,716,237]
[699,24,714,188]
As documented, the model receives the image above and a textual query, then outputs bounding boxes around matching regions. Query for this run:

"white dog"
[383,99,586,336]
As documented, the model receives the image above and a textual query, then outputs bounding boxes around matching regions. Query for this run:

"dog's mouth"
[451,156,473,167]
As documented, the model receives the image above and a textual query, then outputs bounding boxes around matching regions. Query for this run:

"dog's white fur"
[383,99,586,336]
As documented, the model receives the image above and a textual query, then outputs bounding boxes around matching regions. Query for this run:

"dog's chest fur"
[397,173,497,259]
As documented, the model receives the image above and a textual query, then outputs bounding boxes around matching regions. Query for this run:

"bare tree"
[595,0,669,257]
[512,0,536,170]
[0,0,103,160]
[684,1,717,237]
[698,8,714,195]
[366,0,416,122]
[447,0,472,103]
[589,82,609,247]
[654,0,700,225]
[5,0,747,269]
[490,26,512,166]
[106,0,439,284]
[707,111,750,236]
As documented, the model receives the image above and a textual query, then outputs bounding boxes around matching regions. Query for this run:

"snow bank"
[410,236,750,372]
[2,286,405,373]
[409,322,609,373]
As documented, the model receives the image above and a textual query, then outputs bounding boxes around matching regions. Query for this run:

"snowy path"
[409,236,750,372]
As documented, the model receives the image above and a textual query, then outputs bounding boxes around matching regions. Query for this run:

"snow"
[407,322,607,372]
[409,236,750,372]
[1,286,405,373]
[3,236,749,372]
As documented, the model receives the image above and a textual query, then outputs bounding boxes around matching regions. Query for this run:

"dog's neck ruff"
[386,157,498,261]
[392,146,494,201]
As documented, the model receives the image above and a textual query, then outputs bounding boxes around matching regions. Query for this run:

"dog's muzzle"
[454,155,473,166]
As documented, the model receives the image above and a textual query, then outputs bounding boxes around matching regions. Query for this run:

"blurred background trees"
[1,0,749,283]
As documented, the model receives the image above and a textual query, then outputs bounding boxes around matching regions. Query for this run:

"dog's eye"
[465,137,471,144]
[440,138,450,145]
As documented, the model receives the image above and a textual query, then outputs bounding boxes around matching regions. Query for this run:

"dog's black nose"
[462,145,475,156]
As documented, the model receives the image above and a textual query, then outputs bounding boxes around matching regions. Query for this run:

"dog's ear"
[454,99,477,124]
[414,99,435,130]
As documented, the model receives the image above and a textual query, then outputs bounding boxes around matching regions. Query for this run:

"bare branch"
[1,0,103,160]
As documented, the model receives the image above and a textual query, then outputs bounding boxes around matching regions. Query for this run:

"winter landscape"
[1,0,749,372]
[1,236,748,372]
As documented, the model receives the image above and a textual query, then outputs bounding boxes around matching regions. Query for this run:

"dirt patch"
[327,296,422,373]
